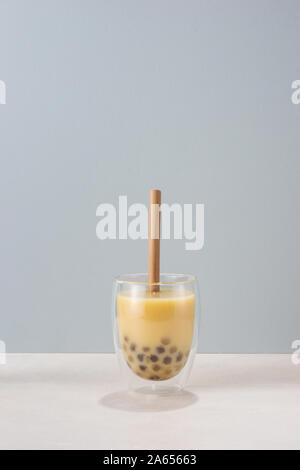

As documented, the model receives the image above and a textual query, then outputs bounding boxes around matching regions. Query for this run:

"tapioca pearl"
[124,336,129,342]
[156,346,165,354]
[150,354,159,362]
[137,354,144,362]
[128,355,134,363]
[176,352,183,362]
[149,375,160,381]
[139,365,147,371]
[152,364,161,371]
[163,356,172,365]
[170,346,177,354]
[161,337,170,346]
[143,346,150,352]
[130,343,136,351]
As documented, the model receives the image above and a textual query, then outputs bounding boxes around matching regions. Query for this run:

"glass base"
[132,383,182,396]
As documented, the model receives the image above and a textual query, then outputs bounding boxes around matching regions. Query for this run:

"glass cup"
[112,273,200,395]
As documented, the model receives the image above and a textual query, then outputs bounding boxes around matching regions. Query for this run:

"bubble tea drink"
[113,190,199,393]
[117,288,195,380]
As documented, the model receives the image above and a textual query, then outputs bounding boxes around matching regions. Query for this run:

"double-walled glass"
[112,274,200,394]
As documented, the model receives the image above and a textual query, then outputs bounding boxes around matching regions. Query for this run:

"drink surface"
[117,289,195,381]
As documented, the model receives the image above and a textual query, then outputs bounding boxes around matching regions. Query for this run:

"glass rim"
[114,273,197,286]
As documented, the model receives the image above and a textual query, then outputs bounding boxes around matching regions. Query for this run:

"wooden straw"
[148,189,161,293]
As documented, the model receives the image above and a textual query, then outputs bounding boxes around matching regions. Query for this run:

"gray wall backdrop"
[0,0,299,352]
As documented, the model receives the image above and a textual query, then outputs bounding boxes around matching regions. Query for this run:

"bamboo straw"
[148,189,161,293]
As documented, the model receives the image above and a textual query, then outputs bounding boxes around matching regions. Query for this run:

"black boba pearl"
[137,354,144,362]
[161,337,170,345]
[176,352,183,362]
[163,356,172,365]
[152,364,161,371]
[156,346,165,354]
[124,336,129,342]
[149,375,160,381]
[139,365,147,371]
[150,355,159,362]
[130,343,136,351]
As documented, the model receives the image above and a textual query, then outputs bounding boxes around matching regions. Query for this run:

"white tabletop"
[0,353,299,450]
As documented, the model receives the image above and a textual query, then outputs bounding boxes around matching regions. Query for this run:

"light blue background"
[0,0,299,352]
